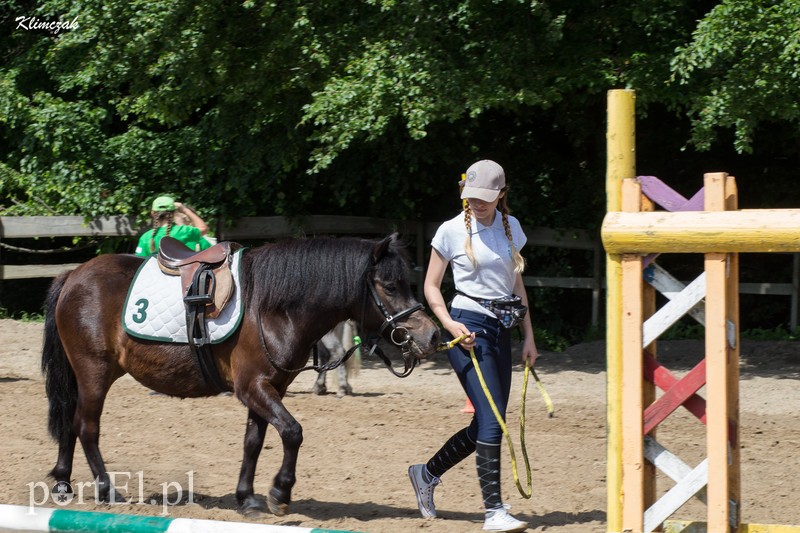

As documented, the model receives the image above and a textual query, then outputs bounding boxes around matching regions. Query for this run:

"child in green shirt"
[134,195,213,256]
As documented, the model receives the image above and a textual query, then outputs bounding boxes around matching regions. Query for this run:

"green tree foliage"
[1,0,709,227]
[671,0,800,153]
[3,0,797,229]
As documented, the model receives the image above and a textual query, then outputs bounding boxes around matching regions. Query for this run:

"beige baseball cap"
[460,160,505,202]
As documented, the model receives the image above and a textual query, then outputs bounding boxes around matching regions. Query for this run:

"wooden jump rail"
[604,89,800,533]
[603,209,800,253]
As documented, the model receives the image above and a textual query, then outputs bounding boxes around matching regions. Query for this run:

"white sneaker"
[483,505,527,532]
[408,464,440,518]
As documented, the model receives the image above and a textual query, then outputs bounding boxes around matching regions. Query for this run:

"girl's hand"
[445,320,476,350]
[522,336,539,368]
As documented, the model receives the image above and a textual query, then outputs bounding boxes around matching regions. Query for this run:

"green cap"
[151,195,176,211]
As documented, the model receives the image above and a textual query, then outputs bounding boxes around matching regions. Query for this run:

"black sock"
[425,427,476,479]
[476,441,503,511]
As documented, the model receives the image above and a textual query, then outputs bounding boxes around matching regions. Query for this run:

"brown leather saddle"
[157,237,239,319]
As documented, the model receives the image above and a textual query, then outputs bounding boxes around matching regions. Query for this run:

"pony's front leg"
[236,409,268,516]
[236,378,303,516]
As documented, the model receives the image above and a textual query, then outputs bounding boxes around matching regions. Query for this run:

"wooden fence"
[0,215,602,326]
[3,215,798,329]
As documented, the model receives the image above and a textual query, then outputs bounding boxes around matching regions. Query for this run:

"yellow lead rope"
[530,366,555,418]
[437,333,555,498]
[470,348,532,498]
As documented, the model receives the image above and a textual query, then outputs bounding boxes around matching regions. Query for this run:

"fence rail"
[3,215,799,329]
[0,215,138,238]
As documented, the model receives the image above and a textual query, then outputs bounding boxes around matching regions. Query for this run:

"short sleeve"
[505,216,526,251]
[134,231,153,257]
[431,223,454,261]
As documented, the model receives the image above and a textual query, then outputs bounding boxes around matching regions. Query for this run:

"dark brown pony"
[41,233,439,516]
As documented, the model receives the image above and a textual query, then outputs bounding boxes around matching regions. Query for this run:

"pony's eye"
[382,282,397,294]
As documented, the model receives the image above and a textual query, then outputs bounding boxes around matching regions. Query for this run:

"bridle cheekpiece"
[364,276,425,377]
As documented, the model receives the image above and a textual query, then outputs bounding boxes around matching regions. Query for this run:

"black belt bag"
[457,291,528,329]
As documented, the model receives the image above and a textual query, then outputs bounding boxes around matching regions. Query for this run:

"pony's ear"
[372,233,398,263]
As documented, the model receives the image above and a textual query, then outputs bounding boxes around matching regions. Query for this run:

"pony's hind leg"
[74,378,125,503]
[49,434,77,485]
[336,365,351,397]
[337,321,356,397]
[312,371,327,395]
[42,278,117,499]
[311,341,330,395]
[44,341,122,503]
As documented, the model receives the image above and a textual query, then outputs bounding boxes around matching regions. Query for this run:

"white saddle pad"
[122,249,244,344]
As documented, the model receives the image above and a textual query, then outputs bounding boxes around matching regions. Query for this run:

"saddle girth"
[184,263,231,393]
[157,236,239,393]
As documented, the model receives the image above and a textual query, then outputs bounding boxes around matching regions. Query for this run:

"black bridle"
[362,279,426,377]
[258,272,426,378]
[366,281,424,345]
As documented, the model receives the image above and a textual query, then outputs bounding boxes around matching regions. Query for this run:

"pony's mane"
[242,235,411,314]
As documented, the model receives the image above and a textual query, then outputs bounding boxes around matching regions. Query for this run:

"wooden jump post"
[603,89,800,533]
[606,88,636,533]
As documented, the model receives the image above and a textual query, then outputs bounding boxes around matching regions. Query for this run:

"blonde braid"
[165,212,173,238]
[463,204,478,268]
[149,212,174,253]
[499,197,525,274]
[149,216,159,254]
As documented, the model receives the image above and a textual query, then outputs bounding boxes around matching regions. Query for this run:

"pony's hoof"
[238,496,267,518]
[241,507,268,519]
[336,386,352,397]
[312,383,326,395]
[267,488,289,516]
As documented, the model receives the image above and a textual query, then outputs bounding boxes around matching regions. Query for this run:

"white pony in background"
[312,320,360,397]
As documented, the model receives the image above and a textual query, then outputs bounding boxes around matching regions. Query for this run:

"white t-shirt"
[431,210,527,317]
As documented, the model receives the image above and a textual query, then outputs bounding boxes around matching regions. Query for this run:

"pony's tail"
[41,271,78,449]
[342,320,361,378]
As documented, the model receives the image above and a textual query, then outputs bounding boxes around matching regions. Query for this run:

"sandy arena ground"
[0,318,798,532]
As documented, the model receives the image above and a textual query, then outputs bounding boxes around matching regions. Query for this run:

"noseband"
[366,282,424,345]
[364,279,425,377]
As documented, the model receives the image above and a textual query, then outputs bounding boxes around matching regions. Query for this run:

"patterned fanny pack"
[457,291,528,329]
